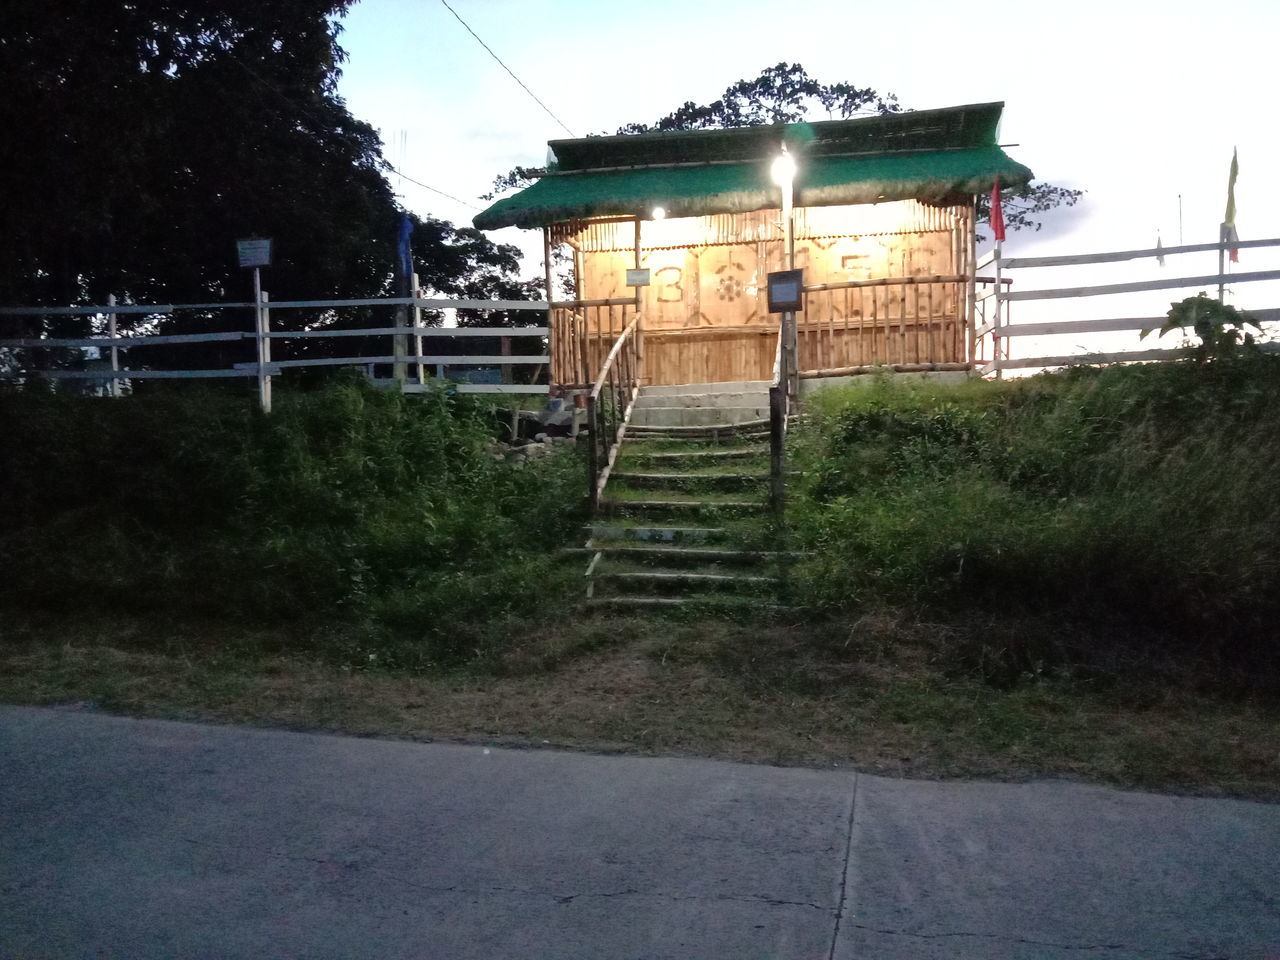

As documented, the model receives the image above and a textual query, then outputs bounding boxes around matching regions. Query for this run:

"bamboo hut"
[473,102,1032,388]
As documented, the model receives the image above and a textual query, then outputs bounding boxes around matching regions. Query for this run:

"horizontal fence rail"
[981,237,1280,376]
[0,292,555,409]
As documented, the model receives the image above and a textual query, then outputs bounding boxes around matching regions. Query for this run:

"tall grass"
[0,380,583,666]
[789,357,1280,685]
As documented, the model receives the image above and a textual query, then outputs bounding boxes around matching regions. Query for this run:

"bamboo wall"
[551,200,974,386]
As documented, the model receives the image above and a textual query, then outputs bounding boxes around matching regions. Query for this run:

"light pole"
[771,147,799,402]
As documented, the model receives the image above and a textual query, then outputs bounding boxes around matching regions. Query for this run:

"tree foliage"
[617,62,900,133]
[0,0,532,340]
[486,62,1082,234]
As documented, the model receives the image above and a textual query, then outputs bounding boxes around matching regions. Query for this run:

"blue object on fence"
[397,215,414,280]
[453,368,503,385]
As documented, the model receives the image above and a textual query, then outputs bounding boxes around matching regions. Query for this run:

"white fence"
[976,236,1280,375]
[0,288,552,411]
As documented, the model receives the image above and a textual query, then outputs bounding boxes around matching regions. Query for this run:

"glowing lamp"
[770,149,797,187]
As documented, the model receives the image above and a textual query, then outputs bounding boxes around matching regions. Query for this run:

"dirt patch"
[2,612,1278,798]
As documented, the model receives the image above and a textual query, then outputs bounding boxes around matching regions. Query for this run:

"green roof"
[473,102,1033,231]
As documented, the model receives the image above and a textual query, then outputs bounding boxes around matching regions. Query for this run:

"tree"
[0,0,533,350]
[485,62,1082,234]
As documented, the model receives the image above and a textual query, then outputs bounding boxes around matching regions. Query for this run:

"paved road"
[2,705,1277,959]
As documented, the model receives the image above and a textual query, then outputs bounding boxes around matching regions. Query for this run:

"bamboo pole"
[898,279,908,364]
[826,289,836,371]
[926,282,936,363]
[579,308,590,387]
[994,236,1005,379]
[543,227,557,384]
[106,294,119,397]
[802,273,970,292]
[843,287,853,368]
[800,361,973,379]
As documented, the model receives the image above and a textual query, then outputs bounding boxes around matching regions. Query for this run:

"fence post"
[1218,222,1227,303]
[412,272,425,385]
[966,199,978,365]
[993,238,1004,379]
[106,293,119,397]
[255,287,272,413]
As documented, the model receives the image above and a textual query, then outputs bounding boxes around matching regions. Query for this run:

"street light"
[770,149,796,188]
[770,146,798,406]
[771,147,796,270]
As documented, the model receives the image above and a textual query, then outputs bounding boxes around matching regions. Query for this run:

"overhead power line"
[225,55,484,214]
[437,0,577,138]
[386,164,482,210]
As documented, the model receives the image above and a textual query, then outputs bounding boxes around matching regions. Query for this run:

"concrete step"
[621,446,768,466]
[583,596,789,612]
[566,545,795,565]
[626,418,771,437]
[629,406,771,428]
[596,569,780,594]
[610,471,768,492]
[600,498,767,518]
[633,391,770,410]
[582,524,727,543]
[639,380,771,397]
[623,430,770,446]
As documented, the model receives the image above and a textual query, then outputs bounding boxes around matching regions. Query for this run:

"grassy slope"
[3,361,1280,795]
[788,357,1280,692]
[0,380,583,666]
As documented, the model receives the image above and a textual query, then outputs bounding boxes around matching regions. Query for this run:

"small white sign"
[625,268,651,287]
[237,238,273,268]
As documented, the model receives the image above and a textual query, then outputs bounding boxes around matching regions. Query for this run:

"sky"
[335,0,1280,361]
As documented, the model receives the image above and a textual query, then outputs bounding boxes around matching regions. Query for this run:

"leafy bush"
[789,359,1280,686]
[0,381,583,667]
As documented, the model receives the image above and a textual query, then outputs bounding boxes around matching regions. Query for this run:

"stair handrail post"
[587,313,643,515]
[587,392,601,513]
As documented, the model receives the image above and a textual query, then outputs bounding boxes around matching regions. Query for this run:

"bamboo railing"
[797,274,970,375]
[549,298,638,388]
[586,313,643,512]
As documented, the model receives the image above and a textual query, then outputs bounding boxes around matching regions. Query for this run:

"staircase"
[576,381,794,610]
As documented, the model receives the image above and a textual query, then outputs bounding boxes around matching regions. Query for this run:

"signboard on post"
[625,268,651,287]
[236,238,273,269]
[766,269,804,313]
[237,239,273,413]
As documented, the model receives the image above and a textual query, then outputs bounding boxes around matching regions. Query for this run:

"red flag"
[990,175,1006,243]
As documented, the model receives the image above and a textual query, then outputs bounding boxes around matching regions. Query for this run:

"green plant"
[1142,293,1262,363]
[0,382,585,668]
[786,361,1280,690]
